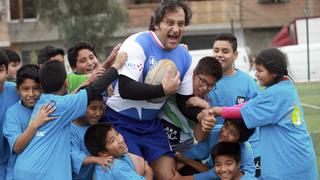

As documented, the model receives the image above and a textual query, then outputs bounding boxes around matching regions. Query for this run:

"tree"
[36,0,128,56]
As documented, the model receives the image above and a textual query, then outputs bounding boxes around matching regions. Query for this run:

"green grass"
[295,82,320,173]
[296,82,320,132]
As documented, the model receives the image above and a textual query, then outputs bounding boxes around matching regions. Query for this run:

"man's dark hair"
[84,123,113,156]
[149,0,192,31]
[224,119,255,143]
[195,56,223,81]
[67,41,96,69]
[3,49,21,64]
[211,142,241,164]
[0,49,9,70]
[37,46,65,65]
[214,33,238,52]
[39,60,67,93]
[16,64,40,88]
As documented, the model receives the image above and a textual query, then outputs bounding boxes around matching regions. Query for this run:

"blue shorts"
[106,107,174,163]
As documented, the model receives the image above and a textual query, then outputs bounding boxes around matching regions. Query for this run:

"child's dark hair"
[211,142,241,164]
[37,46,65,65]
[255,48,289,85]
[39,60,67,93]
[3,49,21,64]
[84,123,113,156]
[214,33,238,52]
[0,49,9,70]
[16,64,40,88]
[67,41,96,69]
[195,56,223,81]
[224,119,255,143]
[148,0,192,31]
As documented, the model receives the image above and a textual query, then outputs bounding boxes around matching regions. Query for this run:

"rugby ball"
[144,59,178,103]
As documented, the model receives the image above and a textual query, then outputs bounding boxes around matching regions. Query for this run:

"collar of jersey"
[149,31,165,49]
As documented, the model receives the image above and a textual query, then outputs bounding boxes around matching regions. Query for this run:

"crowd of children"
[0,0,318,180]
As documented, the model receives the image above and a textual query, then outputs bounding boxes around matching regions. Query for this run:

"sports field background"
[296,82,320,173]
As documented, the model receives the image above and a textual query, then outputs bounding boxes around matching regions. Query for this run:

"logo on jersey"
[148,56,156,69]
[236,96,246,105]
[127,62,143,71]
[162,120,181,144]
[36,130,46,137]
[292,105,304,127]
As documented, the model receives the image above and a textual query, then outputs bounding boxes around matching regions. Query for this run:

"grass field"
[295,82,320,173]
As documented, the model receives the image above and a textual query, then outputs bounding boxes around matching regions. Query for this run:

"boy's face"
[193,72,217,97]
[17,79,41,109]
[7,62,20,81]
[212,40,238,74]
[214,155,240,180]
[155,7,185,50]
[74,49,99,74]
[83,100,104,125]
[104,128,128,158]
[0,64,7,86]
[219,121,240,143]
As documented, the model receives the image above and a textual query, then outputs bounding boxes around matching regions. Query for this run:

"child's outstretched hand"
[86,67,105,84]
[95,156,114,172]
[112,52,127,70]
[30,102,57,129]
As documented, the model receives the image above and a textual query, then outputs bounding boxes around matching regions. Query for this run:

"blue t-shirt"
[0,81,19,177]
[184,125,255,180]
[93,154,145,180]
[240,79,318,179]
[107,31,194,121]
[71,123,93,180]
[13,90,88,180]
[3,101,32,180]
[208,70,260,158]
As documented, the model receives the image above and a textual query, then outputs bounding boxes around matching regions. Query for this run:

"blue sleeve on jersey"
[3,108,22,154]
[240,90,277,129]
[184,138,210,161]
[240,142,256,177]
[194,168,216,180]
[70,127,88,175]
[94,160,145,180]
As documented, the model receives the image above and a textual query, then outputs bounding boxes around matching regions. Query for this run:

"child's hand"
[95,156,114,172]
[197,109,216,132]
[186,96,210,109]
[107,84,114,96]
[31,102,57,129]
[106,43,121,65]
[87,67,105,84]
[112,52,127,70]
[162,71,180,96]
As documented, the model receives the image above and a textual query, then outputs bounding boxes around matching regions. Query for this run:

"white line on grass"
[301,103,320,110]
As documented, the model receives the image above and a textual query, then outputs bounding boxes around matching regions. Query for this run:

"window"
[258,0,289,3]
[9,0,37,21]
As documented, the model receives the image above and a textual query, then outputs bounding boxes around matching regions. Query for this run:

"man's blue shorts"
[106,107,174,163]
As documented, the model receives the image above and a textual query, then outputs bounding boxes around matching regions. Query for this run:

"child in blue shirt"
[173,119,256,180]
[0,50,20,180]
[3,64,56,180]
[205,48,318,179]
[211,142,253,180]
[84,123,153,180]
[208,33,260,176]
[13,52,127,180]
[71,93,113,180]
